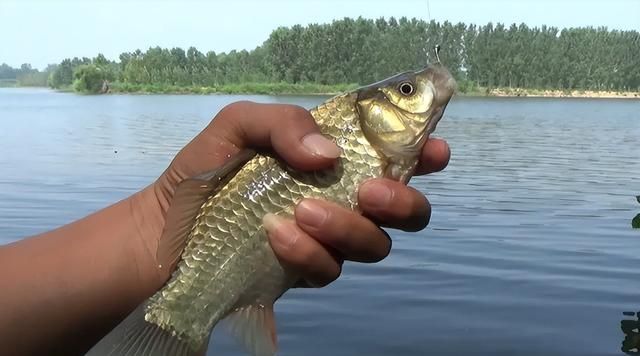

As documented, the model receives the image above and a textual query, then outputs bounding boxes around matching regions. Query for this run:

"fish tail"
[85,302,206,356]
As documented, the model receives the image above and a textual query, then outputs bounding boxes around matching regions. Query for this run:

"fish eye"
[398,82,415,96]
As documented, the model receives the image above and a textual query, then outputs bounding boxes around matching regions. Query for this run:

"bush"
[72,64,111,93]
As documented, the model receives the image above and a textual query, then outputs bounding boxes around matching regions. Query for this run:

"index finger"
[414,138,450,175]
[212,101,341,171]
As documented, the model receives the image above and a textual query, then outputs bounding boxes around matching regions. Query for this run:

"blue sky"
[1,0,638,69]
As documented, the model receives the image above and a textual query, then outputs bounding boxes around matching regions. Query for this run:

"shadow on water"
[622,197,640,354]
[632,196,640,229]
[622,312,640,355]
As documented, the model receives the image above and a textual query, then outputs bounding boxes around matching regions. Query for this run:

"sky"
[1,0,638,70]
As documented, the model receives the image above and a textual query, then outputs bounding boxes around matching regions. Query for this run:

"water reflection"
[622,311,640,354]
[632,196,640,229]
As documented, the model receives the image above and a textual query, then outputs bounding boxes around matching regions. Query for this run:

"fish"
[86,63,456,356]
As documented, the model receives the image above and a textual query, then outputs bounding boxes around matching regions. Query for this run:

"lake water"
[1,88,639,355]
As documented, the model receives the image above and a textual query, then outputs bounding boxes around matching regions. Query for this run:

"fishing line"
[426,0,440,64]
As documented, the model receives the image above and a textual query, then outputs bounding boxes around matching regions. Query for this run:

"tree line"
[0,63,52,87]
[5,17,640,93]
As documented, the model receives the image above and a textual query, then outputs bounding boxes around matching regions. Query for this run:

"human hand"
[139,100,450,287]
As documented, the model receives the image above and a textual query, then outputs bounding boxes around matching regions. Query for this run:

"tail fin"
[85,303,206,356]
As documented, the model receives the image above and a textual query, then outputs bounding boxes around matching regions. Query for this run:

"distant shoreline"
[481,88,640,99]
[5,84,639,99]
[105,83,640,99]
[106,86,640,99]
[104,82,359,96]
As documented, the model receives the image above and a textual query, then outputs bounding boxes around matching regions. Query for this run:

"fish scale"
[144,92,385,348]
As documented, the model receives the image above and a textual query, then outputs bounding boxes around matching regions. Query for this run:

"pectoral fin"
[156,149,257,272]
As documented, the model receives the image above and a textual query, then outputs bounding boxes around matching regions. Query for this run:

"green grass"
[64,80,639,98]
[51,85,74,93]
[0,79,18,88]
[0,78,48,88]
[108,82,359,95]
[455,83,639,98]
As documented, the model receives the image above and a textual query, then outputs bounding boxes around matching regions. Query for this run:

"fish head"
[356,63,456,183]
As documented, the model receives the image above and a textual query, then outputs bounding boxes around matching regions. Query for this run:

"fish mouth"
[425,105,445,137]
[424,64,456,137]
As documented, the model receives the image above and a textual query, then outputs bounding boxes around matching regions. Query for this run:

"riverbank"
[15,82,638,99]
[108,82,358,96]
[0,79,18,88]
[106,82,639,99]
[479,87,640,99]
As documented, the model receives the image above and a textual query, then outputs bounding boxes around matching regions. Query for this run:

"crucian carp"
[87,62,456,356]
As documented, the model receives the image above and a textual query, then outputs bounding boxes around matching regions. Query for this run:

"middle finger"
[294,199,391,263]
[358,179,432,232]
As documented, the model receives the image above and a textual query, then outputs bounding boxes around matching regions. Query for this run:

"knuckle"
[293,240,317,265]
[283,105,313,123]
[335,217,390,263]
[302,252,321,269]
[325,211,358,250]
[216,100,251,121]
[286,104,309,116]
[222,100,248,112]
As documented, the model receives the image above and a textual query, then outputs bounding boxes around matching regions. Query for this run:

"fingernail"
[263,213,298,248]
[296,200,328,229]
[301,133,341,158]
[359,181,393,207]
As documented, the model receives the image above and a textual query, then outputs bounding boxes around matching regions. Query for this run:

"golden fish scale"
[144,93,387,347]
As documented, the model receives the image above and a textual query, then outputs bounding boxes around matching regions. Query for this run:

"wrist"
[129,183,171,288]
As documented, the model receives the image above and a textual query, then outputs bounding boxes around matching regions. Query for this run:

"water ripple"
[1,89,639,355]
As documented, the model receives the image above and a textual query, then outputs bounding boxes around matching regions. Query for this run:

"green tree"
[49,59,74,88]
[72,64,111,93]
[42,17,640,93]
